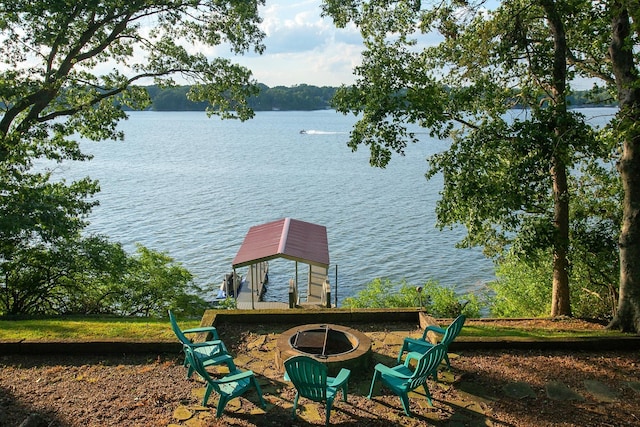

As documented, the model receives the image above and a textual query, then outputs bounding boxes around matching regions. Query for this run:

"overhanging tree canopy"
[0,0,266,316]
[321,0,628,323]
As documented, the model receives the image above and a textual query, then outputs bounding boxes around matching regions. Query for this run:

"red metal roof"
[232,218,329,268]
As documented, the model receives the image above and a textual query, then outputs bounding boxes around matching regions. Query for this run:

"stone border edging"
[2,309,638,355]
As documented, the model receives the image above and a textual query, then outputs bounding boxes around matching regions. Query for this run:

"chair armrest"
[403,337,432,350]
[181,326,220,340]
[425,325,446,334]
[328,368,351,388]
[188,339,223,348]
[421,325,445,340]
[374,363,411,379]
[218,370,254,383]
[404,351,426,367]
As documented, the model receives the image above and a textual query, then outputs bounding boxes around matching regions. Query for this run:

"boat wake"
[299,129,347,135]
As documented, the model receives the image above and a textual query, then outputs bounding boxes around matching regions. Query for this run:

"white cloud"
[234,0,364,86]
[88,0,360,88]
[236,39,362,87]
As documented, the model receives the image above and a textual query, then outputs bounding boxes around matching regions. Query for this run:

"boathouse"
[230,217,331,309]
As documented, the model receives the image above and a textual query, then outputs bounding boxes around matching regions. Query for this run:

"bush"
[489,254,551,317]
[0,235,128,316]
[0,236,208,317]
[109,244,208,317]
[342,278,418,309]
[489,247,617,320]
[342,278,482,318]
[214,297,238,310]
[421,281,482,318]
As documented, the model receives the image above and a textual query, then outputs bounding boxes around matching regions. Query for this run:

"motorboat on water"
[216,272,242,299]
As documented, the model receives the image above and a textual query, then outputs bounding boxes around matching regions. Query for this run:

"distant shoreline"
[128,84,617,112]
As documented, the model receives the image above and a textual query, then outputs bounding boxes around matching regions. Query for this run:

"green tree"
[0,1,265,315]
[0,232,133,316]
[605,2,640,333]
[0,172,101,314]
[527,0,640,331]
[491,138,621,320]
[109,245,206,317]
[59,236,131,315]
[0,234,208,317]
[323,0,601,317]
[458,0,638,331]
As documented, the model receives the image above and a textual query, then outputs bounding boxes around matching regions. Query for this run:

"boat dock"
[226,218,333,310]
[234,262,289,310]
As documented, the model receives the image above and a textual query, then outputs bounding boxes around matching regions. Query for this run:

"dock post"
[288,279,297,308]
[323,279,331,308]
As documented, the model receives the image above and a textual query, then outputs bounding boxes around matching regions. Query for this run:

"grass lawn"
[461,324,621,339]
[0,315,630,342]
[0,316,201,342]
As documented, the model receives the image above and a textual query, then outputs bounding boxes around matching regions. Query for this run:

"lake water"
[56,108,617,305]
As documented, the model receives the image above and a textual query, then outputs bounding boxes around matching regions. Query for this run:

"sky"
[221,0,595,90]
[25,0,591,90]
[221,0,365,87]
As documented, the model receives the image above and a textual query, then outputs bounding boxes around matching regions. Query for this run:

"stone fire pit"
[274,323,372,375]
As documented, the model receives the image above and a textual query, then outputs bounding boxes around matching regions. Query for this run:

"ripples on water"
[55,108,617,305]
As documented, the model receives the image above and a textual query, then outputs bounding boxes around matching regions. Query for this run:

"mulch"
[1,319,639,427]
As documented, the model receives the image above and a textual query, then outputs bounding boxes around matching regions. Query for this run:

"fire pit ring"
[275,323,372,375]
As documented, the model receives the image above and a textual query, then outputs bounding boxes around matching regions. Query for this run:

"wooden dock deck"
[234,261,290,309]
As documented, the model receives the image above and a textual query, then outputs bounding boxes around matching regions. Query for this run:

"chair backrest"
[441,314,466,347]
[184,345,211,380]
[168,310,190,345]
[184,345,225,392]
[408,344,447,391]
[284,356,328,402]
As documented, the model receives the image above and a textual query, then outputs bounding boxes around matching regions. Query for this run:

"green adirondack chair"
[283,355,351,426]
[369,343,446,417]
[397,314,466,370]
[168,310,236,378]
[184,346,266,418]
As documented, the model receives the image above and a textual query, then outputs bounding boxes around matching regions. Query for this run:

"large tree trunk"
[608,3,640,333]
[543,0,572,317]
[551,155,571,317]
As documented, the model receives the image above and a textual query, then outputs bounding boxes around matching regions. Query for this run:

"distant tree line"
[147,84,338,111]
[144,84,615,112]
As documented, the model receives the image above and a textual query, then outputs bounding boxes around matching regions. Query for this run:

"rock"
[584,380,619,403]
[173,405,194,421]
[545,381,584,401]
[503,381,536,399]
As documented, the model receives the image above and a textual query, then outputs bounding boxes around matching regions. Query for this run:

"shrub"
[342,277,482,318]
[490,246,617,320]
[214,297,238,310]
[421,281,482,318]
[0,236,208,317]
[489,254,551,317]
[342,278,417,309]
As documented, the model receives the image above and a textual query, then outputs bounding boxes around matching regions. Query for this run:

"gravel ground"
[1,320,639,427]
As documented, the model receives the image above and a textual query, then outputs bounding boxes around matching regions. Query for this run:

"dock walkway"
[234,261,288,309]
